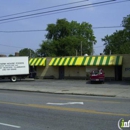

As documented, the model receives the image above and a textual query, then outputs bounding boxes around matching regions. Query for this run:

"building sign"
[0,62,26,71]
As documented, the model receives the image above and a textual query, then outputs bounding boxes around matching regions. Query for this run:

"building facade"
[29,54,130,81]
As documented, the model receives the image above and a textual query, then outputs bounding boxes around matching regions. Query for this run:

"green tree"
[38,19,96,56]
[19,48,36,57]
[102,15,130,54]
[8,54,14,57]
[36,40,55,57]
[122,14,130,31]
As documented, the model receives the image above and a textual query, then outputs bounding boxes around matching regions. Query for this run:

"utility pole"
[81,41,82,56]
[30,49,31,57]
[75,49,77,56]
[110,50,111,55]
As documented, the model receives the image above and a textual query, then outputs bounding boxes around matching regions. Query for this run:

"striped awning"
[49,56,122,66]
[29,58,46,66]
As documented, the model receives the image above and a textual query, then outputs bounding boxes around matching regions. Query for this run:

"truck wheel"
[11,76,17,82]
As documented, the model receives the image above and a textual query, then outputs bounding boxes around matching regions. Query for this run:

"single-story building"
[29,54,130,81]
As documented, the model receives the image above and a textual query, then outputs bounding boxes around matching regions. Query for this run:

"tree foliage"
[103,14,130,54]
[19,48,36,57]
[37,19,96,56]
[122,14,130,31]
[8,54,14,57]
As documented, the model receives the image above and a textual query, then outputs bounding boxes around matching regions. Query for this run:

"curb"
[0,88,116,97]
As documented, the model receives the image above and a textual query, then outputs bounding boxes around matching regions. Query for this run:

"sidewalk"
[0,79,130,98]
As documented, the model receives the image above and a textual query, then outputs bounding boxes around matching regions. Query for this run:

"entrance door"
[59,66,64,79]
[115,66,122,81]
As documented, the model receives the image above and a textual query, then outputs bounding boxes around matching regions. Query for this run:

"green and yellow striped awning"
[29,58,46,66]
[49,56,122,66]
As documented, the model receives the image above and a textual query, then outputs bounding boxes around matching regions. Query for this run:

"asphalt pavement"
[0,91,130,130]
[0,79,130,98]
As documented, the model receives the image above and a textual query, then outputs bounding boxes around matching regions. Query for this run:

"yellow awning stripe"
[64,58,70,66]
[84,57,89,65]
[49,58,55,66]
[90,57,95,65]
[69,57,75,65]
[59,58,65,66]
[102,56,107,65]
[76,57,84,65]
[109,56,115,65]
[54,58,60,66]
[40,58,46,66]
[29,58,33,64]
[35,58,41,66]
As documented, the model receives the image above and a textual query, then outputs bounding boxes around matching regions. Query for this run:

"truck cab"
[90,69,105,83]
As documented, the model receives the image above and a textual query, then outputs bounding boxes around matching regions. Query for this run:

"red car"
[90,69,105,83]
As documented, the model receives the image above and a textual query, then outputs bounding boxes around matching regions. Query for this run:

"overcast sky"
[0,0,129,56]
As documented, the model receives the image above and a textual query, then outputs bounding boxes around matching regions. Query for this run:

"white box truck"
[0,56,29,82]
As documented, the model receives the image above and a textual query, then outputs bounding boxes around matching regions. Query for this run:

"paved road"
[0,90,130,130]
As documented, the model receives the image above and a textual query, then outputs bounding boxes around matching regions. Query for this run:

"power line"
[0,44,36,50]
[93,25,130,29]
[0,26,125,33]
[0,0,116,22]
[0,0,129,25]
[0,44,26,48]
[0,0,88,18]
[0,30,46,33]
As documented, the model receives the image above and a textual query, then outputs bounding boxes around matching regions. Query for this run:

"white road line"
[0,123,21,128]
[47,102,84,105]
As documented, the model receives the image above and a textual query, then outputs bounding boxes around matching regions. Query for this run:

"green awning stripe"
[72,57,77,65]
[62,58,67,66]
[30,58,36,66]
[65,58,70,65]
[34,58,39,66]
[30,59,34,66]
[81,57,86,65]
[54,58,59,65]
[68,57,72,65]
[99,56,104,65]
[57,58,62,65]
[106,56,110,65]
[38,58,44,66]
[87,57,92,65]
[52,58,57,66]
[116,56,120,65]
[93,56,98,65]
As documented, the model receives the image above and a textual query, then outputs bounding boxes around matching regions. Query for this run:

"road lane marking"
[0,101,130,117]
[0,123,21,128]
[47,102,84,105]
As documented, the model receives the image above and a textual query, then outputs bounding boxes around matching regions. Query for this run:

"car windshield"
[92,70,99,74]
